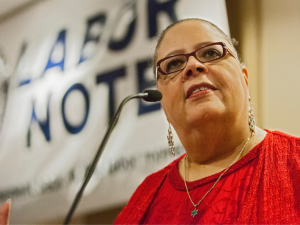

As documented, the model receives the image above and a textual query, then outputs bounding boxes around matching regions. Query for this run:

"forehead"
[156,20,228,60]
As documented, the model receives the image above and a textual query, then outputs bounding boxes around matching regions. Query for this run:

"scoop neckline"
[168,131,269,191]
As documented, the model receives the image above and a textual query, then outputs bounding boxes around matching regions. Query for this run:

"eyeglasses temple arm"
[225,46,237,60]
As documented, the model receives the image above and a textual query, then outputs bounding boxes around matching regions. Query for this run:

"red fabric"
[114,131,300,224]
[140,143,259,224]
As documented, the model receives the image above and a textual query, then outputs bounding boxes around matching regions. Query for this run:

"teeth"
[192,86,209,94]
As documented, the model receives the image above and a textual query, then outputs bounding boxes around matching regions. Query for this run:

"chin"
[189,106,226,127]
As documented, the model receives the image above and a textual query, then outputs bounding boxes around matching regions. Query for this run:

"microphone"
[142,90,162,102]
[63,90,162,225]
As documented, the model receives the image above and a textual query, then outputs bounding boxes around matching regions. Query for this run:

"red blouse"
[114,131,300,224]
[141,141,260,224]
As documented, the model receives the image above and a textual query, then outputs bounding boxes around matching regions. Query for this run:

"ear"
[241,65,249,87]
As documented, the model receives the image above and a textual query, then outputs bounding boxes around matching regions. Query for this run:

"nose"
[183,56,208,80]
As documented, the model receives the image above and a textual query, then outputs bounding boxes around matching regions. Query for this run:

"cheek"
[159,87,175,109]
[157,75,182,99]
[211,63,242,88]
[158,81,183,113]
[158,88,175,121]
[218,73,248,107]
[208,68,242,105]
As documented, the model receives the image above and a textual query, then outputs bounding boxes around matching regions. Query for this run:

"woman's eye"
[203,49,221,59]
[166,58,185,72]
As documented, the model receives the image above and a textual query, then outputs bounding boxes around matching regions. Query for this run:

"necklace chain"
[183,135,252,217]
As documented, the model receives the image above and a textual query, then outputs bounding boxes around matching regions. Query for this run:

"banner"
[0,0,229,223]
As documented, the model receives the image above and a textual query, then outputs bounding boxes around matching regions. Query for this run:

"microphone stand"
[63,93,148,225]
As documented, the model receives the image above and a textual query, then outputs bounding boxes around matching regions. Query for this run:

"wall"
[227,0,300,136]
[260,0,300,135]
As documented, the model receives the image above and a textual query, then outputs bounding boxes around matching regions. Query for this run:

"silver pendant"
[191,208,198,217]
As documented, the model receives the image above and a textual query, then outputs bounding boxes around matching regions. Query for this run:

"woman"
[114,19,300,224]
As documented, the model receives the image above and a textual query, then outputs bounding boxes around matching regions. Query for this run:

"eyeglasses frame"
[155,42,236,79]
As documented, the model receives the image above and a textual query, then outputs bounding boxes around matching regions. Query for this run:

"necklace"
[183,135,252,217]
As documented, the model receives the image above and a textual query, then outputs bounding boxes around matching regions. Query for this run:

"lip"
[186,82,217,99]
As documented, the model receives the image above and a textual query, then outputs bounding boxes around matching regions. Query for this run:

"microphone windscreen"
[143,90,162,102]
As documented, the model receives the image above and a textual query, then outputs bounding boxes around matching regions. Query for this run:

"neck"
[178,120,251,164]
[176,122,266,181]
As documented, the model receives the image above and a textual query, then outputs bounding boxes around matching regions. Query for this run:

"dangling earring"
[167,122,175,156]
[248,96,256,134]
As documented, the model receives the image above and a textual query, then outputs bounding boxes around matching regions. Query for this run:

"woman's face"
[156,20,249,132]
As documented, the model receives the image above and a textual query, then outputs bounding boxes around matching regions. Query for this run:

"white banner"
[0,0,229,223]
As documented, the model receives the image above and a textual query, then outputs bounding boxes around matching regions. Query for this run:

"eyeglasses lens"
[160,55,186,75]
[196,44,223,63]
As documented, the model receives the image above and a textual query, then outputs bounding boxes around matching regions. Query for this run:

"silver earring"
[248,96,256,134]
[167,122,175,156]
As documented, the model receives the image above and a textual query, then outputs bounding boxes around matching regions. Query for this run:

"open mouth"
[187,83,217,99]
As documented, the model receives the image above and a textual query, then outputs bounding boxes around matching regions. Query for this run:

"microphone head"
[143,90,162,102]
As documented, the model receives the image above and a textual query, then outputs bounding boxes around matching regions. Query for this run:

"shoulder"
[269,129,299,138]
[137,154,184,192]
[114,155,184,224]
[267,130,300,146]
[261,130,300,159]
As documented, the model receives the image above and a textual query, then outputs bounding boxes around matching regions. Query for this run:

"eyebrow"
[164,41,215,58]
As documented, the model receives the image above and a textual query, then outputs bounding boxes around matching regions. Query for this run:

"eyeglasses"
[156,42,236,78]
